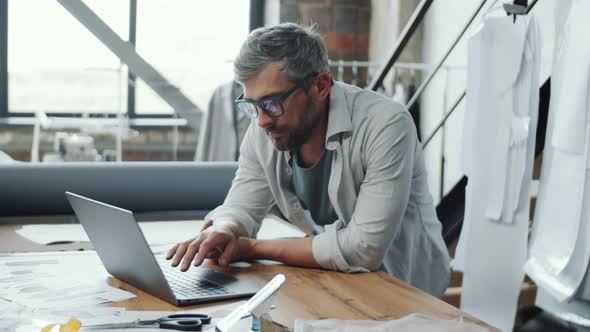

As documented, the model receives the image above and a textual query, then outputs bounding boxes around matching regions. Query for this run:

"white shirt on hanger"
[456,13,541,332]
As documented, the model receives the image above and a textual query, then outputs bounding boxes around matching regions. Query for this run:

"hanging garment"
[455,14,540,332]
[195,80,249,161]
[392,78,407,105]
[525,0,590,309]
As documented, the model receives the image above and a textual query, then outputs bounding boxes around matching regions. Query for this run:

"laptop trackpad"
[198,269,238,286]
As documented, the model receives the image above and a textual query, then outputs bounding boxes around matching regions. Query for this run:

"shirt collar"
[325,81,353,146]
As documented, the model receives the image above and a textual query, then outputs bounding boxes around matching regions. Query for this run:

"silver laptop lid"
[66,191,177,304]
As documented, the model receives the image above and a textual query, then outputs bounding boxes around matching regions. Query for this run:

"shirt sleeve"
[312,112,416,272]
[205,124,274,238]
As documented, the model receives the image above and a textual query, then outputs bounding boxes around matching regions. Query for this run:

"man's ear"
[314,72,332,101]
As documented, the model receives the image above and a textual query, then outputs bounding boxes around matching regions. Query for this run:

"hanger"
[504,0,532,23]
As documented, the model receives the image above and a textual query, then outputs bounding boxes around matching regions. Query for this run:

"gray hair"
[234,22,330,83]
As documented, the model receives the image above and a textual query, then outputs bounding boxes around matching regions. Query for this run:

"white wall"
[264,0,280,27]
[420,0,557,202]
[369,0,400,93]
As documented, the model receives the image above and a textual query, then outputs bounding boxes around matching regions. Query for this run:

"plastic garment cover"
[455,14,540,332]
[294,314,489,332]
[524,0,590,303]
[536,288,590,327]
[525,0,590,322]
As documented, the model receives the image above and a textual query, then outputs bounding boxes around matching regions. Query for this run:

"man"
[167,23,450,297]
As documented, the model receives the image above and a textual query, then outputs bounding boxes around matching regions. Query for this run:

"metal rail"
[368,0,434,91]
[406,0,487,110]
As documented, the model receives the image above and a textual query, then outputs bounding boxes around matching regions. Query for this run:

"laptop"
[66,191,261,306]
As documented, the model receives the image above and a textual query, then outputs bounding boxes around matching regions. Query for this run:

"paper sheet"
[16,216,306,246]
[0,298,29,331]
[35,301,250,332]
[0,251,135,309]
[6,300,252,332]
[16,220,206,245]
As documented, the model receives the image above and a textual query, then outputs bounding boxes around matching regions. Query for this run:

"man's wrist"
[239,237,259,260]
[211,217,248,238]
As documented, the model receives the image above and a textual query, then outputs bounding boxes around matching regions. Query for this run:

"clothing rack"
[368,0,434,91]
[328,60,465,86]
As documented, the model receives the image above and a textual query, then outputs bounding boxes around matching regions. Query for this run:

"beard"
[266,96,322,151]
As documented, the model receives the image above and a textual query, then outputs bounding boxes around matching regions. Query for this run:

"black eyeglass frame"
[234,72,318,119]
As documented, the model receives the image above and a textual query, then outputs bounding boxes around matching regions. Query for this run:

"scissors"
[82,313,212,331]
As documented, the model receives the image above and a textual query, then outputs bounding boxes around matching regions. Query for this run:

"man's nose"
[257,108,274,129]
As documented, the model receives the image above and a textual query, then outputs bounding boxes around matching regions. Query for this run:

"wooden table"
[106,263,498,330]
[0,223,498,330]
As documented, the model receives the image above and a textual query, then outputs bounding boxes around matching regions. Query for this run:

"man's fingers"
[171,241,191,267]
[200,219,214,232]
[181,237,206,271]
[166,243,180,260]
[193,235,229,267]
[218,240,237,267]
[206,249,221,259]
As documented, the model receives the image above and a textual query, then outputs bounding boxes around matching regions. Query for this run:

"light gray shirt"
[206,81,451,297]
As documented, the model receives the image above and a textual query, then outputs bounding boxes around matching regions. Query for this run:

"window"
[8,0,129,114]
[135,1,250,114]
[7,0,249,116]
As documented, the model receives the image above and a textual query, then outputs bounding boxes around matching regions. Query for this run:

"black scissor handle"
[167,314,212,325]
[159,318,202,331]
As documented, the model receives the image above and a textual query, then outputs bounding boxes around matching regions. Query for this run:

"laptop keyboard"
[157,257,230,297]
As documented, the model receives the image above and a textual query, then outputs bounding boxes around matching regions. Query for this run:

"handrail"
[422,91,466,148]
[368,0,434,91]
[406,0,487,110]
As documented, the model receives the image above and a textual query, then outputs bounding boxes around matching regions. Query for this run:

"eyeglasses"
[234,73,317,119]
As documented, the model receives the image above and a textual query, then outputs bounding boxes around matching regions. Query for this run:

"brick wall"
[279,0,371,85]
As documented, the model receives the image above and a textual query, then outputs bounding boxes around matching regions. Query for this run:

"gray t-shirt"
[291,149,338,230]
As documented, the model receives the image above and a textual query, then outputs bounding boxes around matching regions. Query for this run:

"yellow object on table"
[40,318,81,332]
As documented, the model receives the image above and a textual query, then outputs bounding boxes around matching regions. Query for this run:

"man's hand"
[165,219,255,271]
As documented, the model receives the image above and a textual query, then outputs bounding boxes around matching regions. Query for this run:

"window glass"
[135,1,249,114]
[7,0,128,114]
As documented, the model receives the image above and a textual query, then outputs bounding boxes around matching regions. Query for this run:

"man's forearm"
[250,237,321,269]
